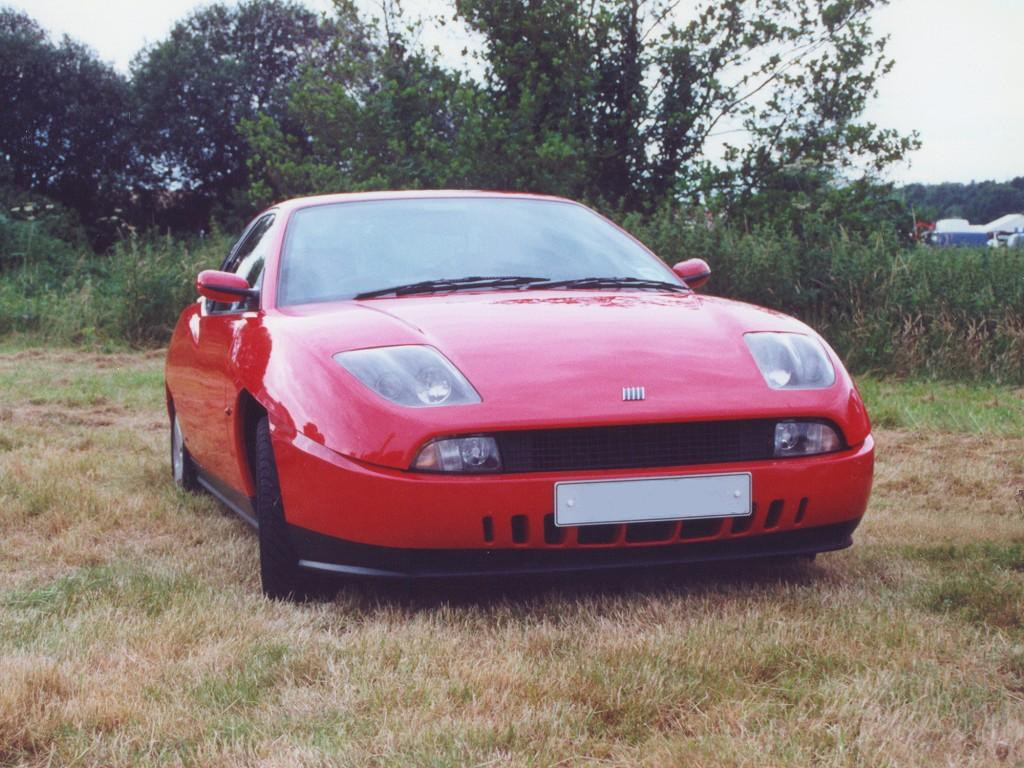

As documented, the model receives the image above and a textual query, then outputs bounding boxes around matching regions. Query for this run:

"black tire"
[170,411,200,492]
[254,417,306,600]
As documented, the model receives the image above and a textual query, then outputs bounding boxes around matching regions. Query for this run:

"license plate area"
[554,472,752,527]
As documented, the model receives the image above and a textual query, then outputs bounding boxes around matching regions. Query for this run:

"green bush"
[0,233,227,345]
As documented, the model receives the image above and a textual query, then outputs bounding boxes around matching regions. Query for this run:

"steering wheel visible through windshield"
[277,197,683,306]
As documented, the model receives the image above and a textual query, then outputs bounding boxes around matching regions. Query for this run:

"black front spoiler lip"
[289,519,862,579]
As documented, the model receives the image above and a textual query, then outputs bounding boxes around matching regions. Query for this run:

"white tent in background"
[934,218,975,233]
[931,212,1024,247]
[983,213,1024,233]
[935,214,1024,234]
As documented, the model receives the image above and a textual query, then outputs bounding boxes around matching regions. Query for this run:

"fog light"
[413,436,502,473]
[774,421,842,457]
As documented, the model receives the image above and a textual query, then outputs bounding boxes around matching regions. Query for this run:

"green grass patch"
[920,571,1024,630]
[3,563,202,635]
[857,377,1024,436]
[193,641,291,714]
[0,350,165,411]
[906,541,1024,571]
[906,542,1024,630]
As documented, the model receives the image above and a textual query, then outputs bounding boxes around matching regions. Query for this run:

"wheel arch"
[235,389,269,498]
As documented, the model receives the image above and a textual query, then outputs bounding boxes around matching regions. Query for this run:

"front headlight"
[412,436,502,473]
[333,346,481,407]
[774,421,842,457]
[744,332,836,390]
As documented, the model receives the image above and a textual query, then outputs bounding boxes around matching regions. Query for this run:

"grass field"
[1,347,1023,767]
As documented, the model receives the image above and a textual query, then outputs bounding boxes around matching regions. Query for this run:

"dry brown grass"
[1,348,1023,767]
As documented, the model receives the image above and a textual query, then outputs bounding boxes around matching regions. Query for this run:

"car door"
[186,213,277,488]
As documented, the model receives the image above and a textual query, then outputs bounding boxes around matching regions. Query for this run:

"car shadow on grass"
[306,555,827,612]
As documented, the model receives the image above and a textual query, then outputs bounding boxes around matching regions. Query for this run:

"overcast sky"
[9,0,1024,185]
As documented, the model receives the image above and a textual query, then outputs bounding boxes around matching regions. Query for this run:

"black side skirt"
[196,469,258,528]
[287,519,862,579]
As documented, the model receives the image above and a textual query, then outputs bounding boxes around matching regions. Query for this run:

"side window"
[209,214,276,313]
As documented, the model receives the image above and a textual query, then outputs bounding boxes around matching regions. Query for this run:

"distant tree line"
[1,0,919,245]
[899,178,1024,225]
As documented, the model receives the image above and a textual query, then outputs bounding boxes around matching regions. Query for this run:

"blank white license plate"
[554,472,752,527]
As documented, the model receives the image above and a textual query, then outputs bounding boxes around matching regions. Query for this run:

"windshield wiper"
[355,275,550,299]
[525,276,689,293]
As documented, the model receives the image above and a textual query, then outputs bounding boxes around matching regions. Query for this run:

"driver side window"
[209,213,276,313]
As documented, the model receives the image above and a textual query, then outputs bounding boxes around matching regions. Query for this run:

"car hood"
[262,290,869,468]
[347,291,789,410]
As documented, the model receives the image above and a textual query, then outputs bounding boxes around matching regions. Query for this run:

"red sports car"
[165,191,873,598]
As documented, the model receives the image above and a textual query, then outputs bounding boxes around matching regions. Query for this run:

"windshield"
[277,198,682,305]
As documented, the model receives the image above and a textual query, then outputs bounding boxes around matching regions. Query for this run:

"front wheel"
[170,412,199,492]
[254,416,306,600]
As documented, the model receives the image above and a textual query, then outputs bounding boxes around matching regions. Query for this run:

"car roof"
[275,189,578,213]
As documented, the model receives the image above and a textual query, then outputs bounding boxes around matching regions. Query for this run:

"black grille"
[495,419,776,473]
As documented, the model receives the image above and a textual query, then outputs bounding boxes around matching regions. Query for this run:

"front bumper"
[273,431,874,575]
[290,519,862,578]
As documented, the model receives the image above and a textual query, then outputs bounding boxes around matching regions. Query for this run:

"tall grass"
[0,230,227,346]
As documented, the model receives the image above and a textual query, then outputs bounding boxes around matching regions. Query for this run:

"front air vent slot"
[732,503,756,534]
[795,497,808,524]
[681,518,722,540]
[543,514,565,545]
[510,515,529,544]
[764,500,784,530]
[625,521,676,543]
[482,516,494,543]
[577,524,619,545]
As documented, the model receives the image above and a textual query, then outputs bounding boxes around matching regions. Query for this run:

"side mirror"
[196,269,256,304]
[672,258,711,291]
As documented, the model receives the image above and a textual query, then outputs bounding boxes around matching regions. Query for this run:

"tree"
[455,0,917,213]
[130,0,356,229]
[0,9,138,232]
[242,1,484,204]
[900,178,1024,224]
[243,0,916,219]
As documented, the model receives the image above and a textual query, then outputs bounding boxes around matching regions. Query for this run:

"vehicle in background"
[926,213,1024,247]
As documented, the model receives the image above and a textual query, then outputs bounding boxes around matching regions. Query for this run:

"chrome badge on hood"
[622,386,646,401]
